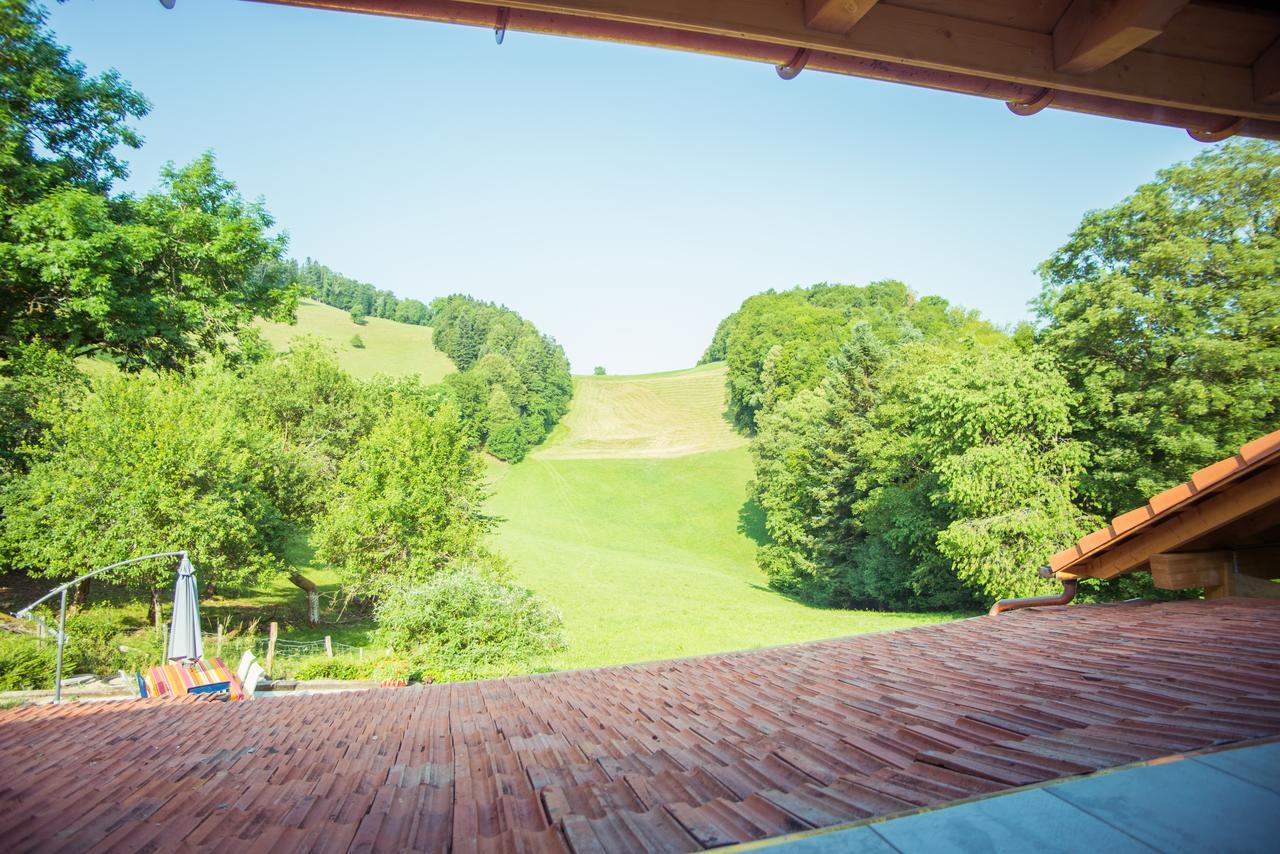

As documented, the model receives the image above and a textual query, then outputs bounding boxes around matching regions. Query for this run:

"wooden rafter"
[804,0,879,35]
[1150,548,1280,598]
[475,1,1270,117]
[251,0,1280,127]
[1053,0,1189,74]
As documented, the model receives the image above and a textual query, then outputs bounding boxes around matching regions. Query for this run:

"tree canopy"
[1035,140,1280,518]
[1,4,295,371]
[284,257,429,326]
[314,399,496,600]
[706,281,1001,431]
[0,367,292,595]
[0,0,147,200]
[430,295,573,461]
[751,329,1092,610]
[738,142,1279,610]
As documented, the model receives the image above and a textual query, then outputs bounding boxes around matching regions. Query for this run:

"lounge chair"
[137,657,246,701]
[235,650,266,698]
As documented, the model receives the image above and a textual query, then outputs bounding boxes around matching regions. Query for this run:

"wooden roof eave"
[1053,447,1280,583]
[246,0,1280,141]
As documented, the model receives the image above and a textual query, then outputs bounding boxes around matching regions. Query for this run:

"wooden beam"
[1149,551,1229,590]
[257,1,1280,121]
[804,0,878,35]
[1256,37,1280,104]
[1067,466,1280,580]
[1053,0,1189,74]
[1206,571,1280,600]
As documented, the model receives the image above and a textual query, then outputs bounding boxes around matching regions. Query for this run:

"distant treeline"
[431,296,573,463]
[286,258,430,325]
[276,266,575,463]
[717,141,1279,612]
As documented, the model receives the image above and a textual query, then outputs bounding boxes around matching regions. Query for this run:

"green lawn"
[488,445,961,669]
[256,299,455,383]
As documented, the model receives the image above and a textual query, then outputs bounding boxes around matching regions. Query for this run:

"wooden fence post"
[324,635,333,658]
[266,621,278,676]
[216,622,224,657]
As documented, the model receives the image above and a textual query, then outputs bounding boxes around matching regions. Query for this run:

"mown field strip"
[536,363,746,460]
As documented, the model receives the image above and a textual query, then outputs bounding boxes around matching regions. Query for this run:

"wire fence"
[200,632,368,660]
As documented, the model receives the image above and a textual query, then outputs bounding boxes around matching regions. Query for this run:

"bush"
[0,634,56,690]
[350,334,365,349]
[375,569,565,669]
[0,609,166,689]
[292,654,374,681]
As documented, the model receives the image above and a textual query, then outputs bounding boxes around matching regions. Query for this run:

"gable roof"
[2,598,1279,851]
[1049,429,1280,580]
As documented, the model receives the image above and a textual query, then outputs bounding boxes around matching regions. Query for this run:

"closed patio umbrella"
[167,555,204,662]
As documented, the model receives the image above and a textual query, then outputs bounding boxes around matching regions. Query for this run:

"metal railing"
[12,552,187,703]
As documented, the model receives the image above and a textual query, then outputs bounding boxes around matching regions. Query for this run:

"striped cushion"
[140,657,245,701]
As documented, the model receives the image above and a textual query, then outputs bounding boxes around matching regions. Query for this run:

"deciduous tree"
[1036,140,1280,516]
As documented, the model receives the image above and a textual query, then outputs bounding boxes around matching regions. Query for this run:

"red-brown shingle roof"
[2,598,1279,852]
[1049,429,1280,576]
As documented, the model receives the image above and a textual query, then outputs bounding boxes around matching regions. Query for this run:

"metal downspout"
[989,566,1080,616]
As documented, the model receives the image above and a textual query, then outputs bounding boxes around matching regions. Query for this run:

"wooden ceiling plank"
[804,0,879,35]
[1255,37,1280,103]
[1053,0,1190,73]
[248,0,1280,120]
[446,0,1274,118]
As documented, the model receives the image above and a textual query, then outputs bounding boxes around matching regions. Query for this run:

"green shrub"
[0,635,56,690]
[368,656,413,683]
[350,334,365,349]
[292,654,373,681]
[0,609,168,687]
[375,569,565,669]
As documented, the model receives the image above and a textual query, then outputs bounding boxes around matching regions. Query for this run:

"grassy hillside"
[489,368,958,669]
[256,299,455,383]
[538,363,746,459]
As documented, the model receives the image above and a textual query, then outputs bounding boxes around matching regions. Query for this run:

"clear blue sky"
[47,0,1207,374]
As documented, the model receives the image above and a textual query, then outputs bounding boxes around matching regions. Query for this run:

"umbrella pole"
[54,588,67,704]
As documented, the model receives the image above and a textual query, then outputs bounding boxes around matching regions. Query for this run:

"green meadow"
[487,365,959,670]
[256,299,455,383]
[255,316,959,669]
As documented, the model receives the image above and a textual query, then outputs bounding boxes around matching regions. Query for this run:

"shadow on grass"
[746,582,834,610]
[746,580,977,621]
[737,497,770,547]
